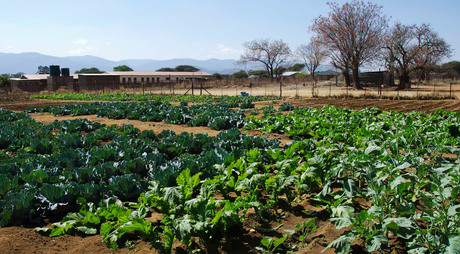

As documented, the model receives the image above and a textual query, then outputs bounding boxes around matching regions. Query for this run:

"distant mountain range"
[0,52,241,75]
[0,52,337,75]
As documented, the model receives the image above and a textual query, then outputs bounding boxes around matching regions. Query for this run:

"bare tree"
[238,39,291,79]
[297,37,328,96]
[385,23,452,89]
[296,37,328,81]
[311,1,389,89]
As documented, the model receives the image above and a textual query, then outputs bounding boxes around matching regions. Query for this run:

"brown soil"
[0,226,156,254]
[3,97,460,113]
[0,97,458,254]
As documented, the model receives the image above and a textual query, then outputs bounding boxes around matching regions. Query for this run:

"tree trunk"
[398,72,411,90]
[343,71,351,87]
[352,64,362,89]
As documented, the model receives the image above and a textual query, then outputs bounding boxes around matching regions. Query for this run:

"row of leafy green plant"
[31,92,281,103]
[37,138,325,253]
[26,101,250,130]
[244,105,460,253]
[0,109,280,231]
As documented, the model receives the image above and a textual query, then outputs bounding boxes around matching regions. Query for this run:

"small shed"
[10,74,48,92]
[281,71,299,78]
[78,74,121,92]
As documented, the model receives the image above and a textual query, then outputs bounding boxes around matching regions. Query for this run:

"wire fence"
[3,78,460,100]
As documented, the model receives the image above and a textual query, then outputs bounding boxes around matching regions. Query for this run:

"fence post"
[280,82,282,98]
[450,83,453,99]
[235,80,238,96]
[329,81,332,98]
[296,82,298,98]
[311,81,314,97]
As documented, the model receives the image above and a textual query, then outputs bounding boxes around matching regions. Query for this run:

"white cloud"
[216,44,240,55]
[5,45,13,49]
[72,38,88,45]
[206,44,241,59]
[69,38,94,55]
[69,46,94,55]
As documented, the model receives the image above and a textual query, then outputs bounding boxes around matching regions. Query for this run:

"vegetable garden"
[1,94,460,253]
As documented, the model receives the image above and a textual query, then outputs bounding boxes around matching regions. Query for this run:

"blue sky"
[1,0,459,62]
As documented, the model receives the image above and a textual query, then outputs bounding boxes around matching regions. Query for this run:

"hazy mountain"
[0,52,337,75]
[0,52,240,74]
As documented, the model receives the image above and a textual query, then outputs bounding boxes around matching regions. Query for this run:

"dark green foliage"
[31,93,282,104]
[448,124,460,137]
[32,101,245,131]
[75,67,103,74]
[30,138,54,154]
[0,74,10,87]
[232,70,248,79]
[240,99,255,109]
[36,183,75,215]
[157,65,199,72]
[0,110,281,230]
[0,188,37,227]
[113,65,133,71]
[278,102,295,111]
[108,174,145,200]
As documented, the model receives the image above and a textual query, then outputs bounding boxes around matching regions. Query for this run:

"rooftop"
[104,71,211,76]
[21,74,78,80]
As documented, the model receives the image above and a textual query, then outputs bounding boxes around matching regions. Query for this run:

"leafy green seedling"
[295,219,317,243]
[259,235,287,254]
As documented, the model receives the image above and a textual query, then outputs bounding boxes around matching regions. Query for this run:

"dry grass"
[4,79,460,101]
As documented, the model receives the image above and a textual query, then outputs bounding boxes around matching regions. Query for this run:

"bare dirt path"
[29,113,223,136]
[0,226,156,254]
[28,113,293,146]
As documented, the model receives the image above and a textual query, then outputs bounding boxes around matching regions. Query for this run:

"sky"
[1,0,459,62]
